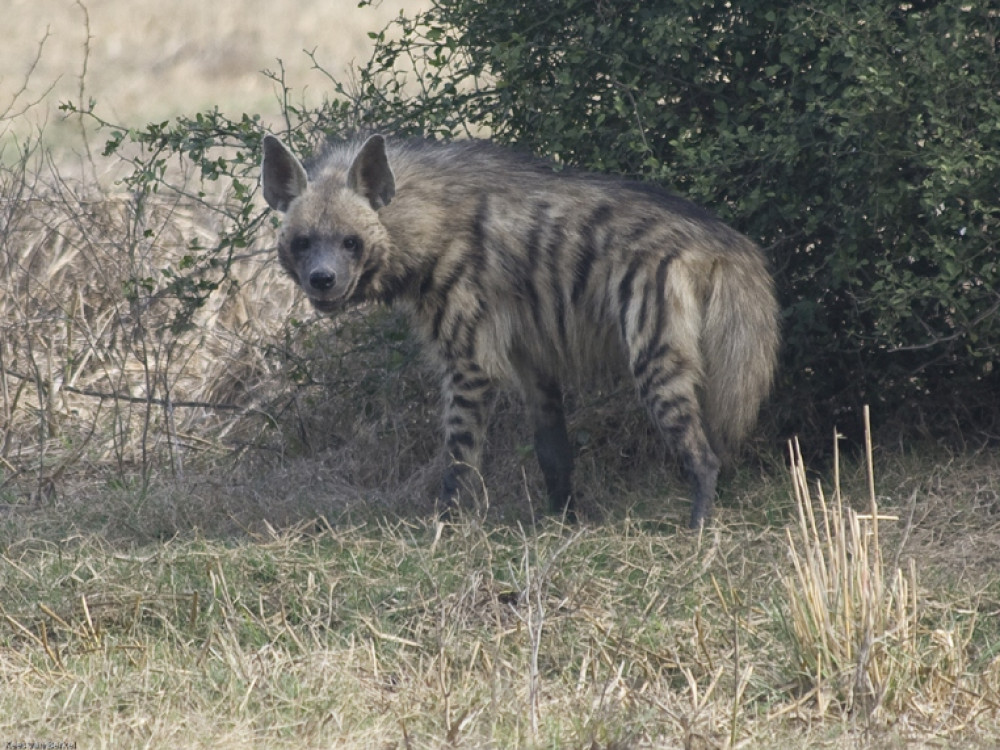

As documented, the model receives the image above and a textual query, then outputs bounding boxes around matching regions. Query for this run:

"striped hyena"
[260,134,779,527]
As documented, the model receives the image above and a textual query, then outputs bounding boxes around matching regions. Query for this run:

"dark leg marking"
[524,375,575,520]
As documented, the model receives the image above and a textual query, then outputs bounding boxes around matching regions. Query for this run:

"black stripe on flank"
[431,305,448,343]
[652,255,671,339]
[425,196,490,339]
[631,252,674,349]
[430,273,463,341]
[554,287,568,345]
[520,266,542,331]
[570,239,597,305]
[471,193,490,247]
[522,202,550,328]
[622,215,660,249]
[571,203,613,304]
[544,224,570,344]
[526,204,549,261]
[432,195,491,342]
[419,254,440,297]
[524,277,542,328]
[635,283,650,339]
[467,194,491,286]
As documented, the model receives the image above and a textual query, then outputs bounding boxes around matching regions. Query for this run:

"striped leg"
[439,363,495,511]
[621,258,720,528]
[639,372,720,528]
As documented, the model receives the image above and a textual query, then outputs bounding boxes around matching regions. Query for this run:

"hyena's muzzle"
[281,233,362,313]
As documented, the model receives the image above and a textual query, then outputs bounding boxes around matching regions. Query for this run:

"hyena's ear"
[347,134,396,210]
[261,135,308,212]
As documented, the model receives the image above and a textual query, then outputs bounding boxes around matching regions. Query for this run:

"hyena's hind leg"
[439,364,496,513]
[634,353,720,528]
[626,274,721,528]
[519,372,575,521]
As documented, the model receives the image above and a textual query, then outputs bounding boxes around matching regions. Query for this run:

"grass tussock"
[781,414,1000,728]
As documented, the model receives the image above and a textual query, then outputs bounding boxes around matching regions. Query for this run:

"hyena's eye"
[290,235,311,254]
[342,236,363,256]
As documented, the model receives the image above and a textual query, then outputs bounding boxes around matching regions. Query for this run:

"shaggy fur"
[260,134,779,527]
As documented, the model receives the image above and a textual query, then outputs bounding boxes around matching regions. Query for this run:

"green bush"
[335,0,1000,439]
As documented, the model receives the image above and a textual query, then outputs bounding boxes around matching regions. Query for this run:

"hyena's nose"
[309,270,336,291]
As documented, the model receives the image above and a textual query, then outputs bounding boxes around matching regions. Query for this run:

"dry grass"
[781,415,1000,728]
[3,453,1000,748]
[2,3,1000,747]
[0,142,298,497]
[3,0,431,141]
[2,0,435,513]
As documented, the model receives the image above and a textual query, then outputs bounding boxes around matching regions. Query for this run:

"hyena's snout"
[296,249,353,300]
[301,262,340,299]
[308,268,336,292]
[297,256,351,312]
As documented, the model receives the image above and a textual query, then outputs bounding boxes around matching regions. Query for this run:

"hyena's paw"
[437,461,490,518]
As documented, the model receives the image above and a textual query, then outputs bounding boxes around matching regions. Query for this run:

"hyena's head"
[260,134,395,313]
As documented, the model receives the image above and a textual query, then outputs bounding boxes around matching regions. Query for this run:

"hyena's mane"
[308,135,552,181]
[312,135,727,237]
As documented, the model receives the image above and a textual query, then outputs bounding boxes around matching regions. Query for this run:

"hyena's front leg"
[519,372,575,520]
[439,364,496,512]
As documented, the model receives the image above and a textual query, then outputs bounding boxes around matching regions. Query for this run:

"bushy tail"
[700,251,779,462]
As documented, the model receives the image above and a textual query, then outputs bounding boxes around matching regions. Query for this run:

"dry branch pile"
[0,144,304,496]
